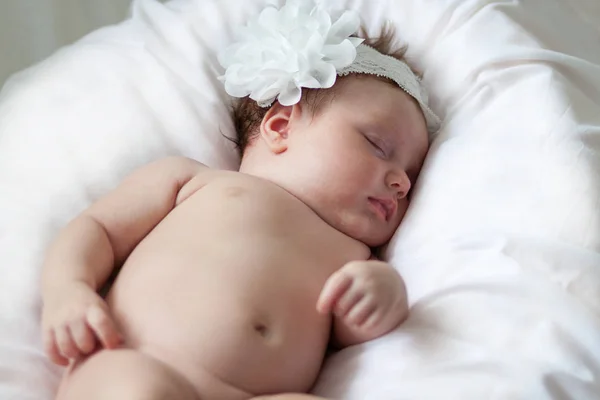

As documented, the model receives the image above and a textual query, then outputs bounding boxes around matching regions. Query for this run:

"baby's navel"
[253,322,270,338]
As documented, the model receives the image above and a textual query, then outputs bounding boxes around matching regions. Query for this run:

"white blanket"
[313,0,600,398]
[1,0,599,399]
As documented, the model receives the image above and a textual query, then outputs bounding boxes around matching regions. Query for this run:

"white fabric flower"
[218,0,363,107]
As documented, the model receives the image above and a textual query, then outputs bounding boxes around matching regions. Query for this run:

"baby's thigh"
[56,349,199,400]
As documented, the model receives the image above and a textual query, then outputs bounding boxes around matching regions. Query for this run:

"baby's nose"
[386,170,411,199]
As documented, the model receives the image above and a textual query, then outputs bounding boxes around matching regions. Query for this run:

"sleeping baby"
[40,1,440,399]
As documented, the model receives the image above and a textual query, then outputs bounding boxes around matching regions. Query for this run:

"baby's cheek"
[396,200,410,224]
[333,207,356,228]
[330,207,366,236]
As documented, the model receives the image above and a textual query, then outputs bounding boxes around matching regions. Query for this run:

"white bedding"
[1,0,599,399]
[313,1,600,398]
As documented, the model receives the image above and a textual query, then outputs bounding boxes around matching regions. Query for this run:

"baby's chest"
[165,176,370,273]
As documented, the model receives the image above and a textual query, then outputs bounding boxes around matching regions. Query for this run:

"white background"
[0,0,132,86]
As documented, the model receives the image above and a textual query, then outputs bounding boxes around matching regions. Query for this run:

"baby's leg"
[56,348,199,400]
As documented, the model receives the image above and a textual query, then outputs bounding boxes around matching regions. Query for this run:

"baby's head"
[219,2,440,248]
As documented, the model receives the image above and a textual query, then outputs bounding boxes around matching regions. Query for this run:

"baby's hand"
[42,281,122,366]
[316,260,408,344]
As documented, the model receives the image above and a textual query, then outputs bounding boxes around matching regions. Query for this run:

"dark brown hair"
[229,25,418,157]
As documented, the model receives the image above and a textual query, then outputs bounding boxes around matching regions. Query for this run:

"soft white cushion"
[313,0,600,398]
[1,0,599,399]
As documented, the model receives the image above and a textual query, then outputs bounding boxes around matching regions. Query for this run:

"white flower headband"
[218,0,441,134]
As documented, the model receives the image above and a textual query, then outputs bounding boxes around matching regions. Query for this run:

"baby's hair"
[229,25,418,157]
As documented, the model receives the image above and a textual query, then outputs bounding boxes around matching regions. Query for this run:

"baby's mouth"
[368,197,396,222]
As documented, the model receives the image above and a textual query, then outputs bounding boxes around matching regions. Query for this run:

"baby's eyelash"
[364,134,386,157]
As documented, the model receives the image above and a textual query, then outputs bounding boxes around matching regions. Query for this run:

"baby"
[40,2,440,399]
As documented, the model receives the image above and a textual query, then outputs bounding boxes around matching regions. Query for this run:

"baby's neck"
[239,162,307,212]
[238,154,290,194]
[239,154,378,258]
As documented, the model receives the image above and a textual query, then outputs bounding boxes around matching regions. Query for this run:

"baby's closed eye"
[362,133,387,158]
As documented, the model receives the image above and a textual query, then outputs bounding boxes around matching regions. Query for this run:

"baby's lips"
[368,196,397,221]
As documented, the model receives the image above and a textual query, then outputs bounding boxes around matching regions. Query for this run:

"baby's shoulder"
[176,167,271,205]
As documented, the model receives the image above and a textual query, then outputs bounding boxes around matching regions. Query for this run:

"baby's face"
[276,76,429,247]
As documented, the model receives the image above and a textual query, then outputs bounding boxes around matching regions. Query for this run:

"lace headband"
[218,0,441,134]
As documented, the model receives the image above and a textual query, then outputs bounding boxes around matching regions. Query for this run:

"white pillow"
[1,0,599,399]
[314,0,600,398]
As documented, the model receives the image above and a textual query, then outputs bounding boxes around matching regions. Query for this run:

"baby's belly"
[105,174,369,395]
[108,257,330,395]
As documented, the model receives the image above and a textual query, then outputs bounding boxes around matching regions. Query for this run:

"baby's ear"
[259,102,303,154]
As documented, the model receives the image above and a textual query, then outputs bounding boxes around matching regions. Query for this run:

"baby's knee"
[105,375,175,400]
[57,349,198,400]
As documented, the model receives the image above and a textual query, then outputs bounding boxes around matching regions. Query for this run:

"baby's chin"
[318,207,399,247]
[361,231,396,248]
[342,223,398,248]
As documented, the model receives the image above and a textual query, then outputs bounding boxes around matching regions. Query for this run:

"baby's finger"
[69,319,96,355]
[316,271,353,315]
[43,329,69,366]
[55,325,79,360]
[86,305,122,349]
[363,309,384,330]
[333,286,364,318]
[345,297,377,327]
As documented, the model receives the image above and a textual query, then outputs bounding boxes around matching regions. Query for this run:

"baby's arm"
[41,156,208,365]
[316,259,409,348]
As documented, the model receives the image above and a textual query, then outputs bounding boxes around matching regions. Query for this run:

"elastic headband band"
[218,0,441,134]
[339,44,441,133]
